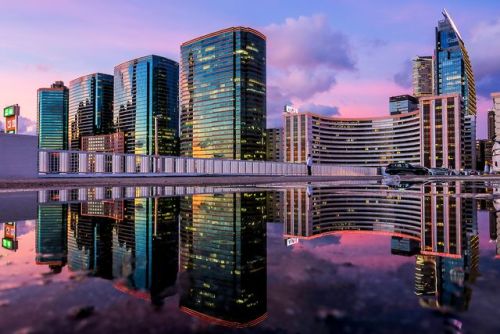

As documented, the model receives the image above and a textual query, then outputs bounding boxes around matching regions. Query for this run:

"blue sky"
[1,0,499,137]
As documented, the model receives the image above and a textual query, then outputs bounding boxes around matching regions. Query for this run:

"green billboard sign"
[4,106,14,117]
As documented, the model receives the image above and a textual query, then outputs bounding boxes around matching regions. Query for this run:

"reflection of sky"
[0,198,499,332]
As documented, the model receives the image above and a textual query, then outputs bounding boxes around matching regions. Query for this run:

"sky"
[1,0,499,138]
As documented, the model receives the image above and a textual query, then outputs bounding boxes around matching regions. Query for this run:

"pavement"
[0,175,383,192]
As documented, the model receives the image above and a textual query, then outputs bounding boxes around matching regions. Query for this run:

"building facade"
[69,73,114,150]
[412,56,434,97]
[81,132,125,153]
[37,81,69,149]
[114,55,179,156]
[420,94,463,170]
[283,108,421,167]
[476,139,493,172]
[488,109,495,141]
[389,95,419,115]
[265,128,283,161]
[180,27,266,160]
[435,10,476,169]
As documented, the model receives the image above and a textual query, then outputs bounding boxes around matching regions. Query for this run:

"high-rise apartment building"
[180,27,266,160]
[69,73,114,150]
[420,94,463,170]
[114,55,179,155]
[37,81,69,149]
[265,128,283,161]
[412,56,434,97]
[488,109,495,140]
[81,132,125,153]
[493,93,500,141]
[435,10,476,169]
[389,95,419,115]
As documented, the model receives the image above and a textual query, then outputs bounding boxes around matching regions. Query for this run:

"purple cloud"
[301,103,339,116]
[393,59,412,89]
[18,116,37,135]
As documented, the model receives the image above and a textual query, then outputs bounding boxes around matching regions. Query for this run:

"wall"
[0,133,38,179]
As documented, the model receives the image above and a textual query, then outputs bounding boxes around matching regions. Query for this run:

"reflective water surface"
[0,181,499,333]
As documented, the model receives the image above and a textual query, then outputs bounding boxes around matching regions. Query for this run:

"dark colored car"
[385,163,429,176]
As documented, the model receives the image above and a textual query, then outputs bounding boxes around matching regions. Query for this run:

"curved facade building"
[283,110,421,167]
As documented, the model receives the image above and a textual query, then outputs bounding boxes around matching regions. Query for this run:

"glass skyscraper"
[435,9,477,169]
[114,55,179,155]
[69,73,114,150]
[180,27,266,160]
[37,81,69,149]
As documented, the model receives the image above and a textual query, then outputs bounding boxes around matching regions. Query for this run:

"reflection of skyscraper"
[180,27,266,160]
[179,192,267,327]
[113,197,179,303]
[36,204,68,272]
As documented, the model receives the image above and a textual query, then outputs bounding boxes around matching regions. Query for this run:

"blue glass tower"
[37,81,69,149]
[114,55,179,155]
[435,9,477,169]
[69,73,114,150]
[180,27,266,160]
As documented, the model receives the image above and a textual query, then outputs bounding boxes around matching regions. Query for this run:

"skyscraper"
[265,128,283,161]
[435,10,476,169]
[37,81,69,149]
[114,55,179,155]
[412,56,434,97]
[420,94,463,170]
[180,27,266,160]
[69,73,114,150]
[488,109,495,140]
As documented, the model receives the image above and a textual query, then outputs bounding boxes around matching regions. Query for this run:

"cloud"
[469,19,500,98]
[264,14,356,127]
[300,103,339,116]
[18,116,37,135]
[393,59,412,89]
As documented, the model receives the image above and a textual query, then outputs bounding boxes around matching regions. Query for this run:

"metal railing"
[38,149,378,177]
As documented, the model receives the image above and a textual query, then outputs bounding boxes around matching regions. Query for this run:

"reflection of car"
[385,163,429,176]
[460,169,479,176]
[429,167,452,176]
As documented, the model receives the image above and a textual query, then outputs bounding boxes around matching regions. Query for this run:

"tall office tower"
[36,204,68,273]
[114,55,179,155]
[69,73,114,150]
[493,93,500,141]
[488,109,495,140]
[179,192,267,327]
[412,56,434,97]
[420,94,464,170]
[37,81,69,149]
[180,27,266,160]
[265,128,283,161]
[389,95,419,115]
[435,10,476,168]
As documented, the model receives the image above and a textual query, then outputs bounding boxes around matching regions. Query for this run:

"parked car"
[385,163,429,176]
[428,167,452,176]
[460,169,479,176]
